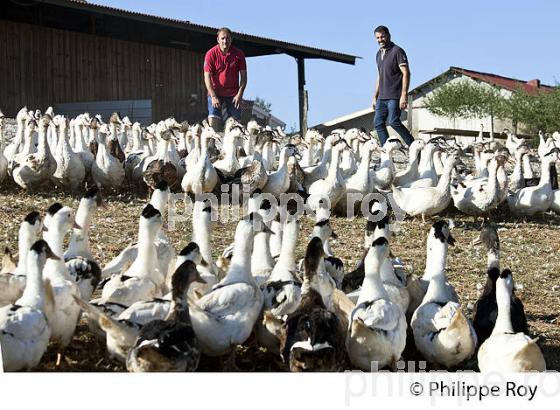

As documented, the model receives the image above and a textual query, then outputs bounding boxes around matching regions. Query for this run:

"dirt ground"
[1,184,559,372]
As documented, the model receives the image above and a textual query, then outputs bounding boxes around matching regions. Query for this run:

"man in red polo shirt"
[204,27,247,130]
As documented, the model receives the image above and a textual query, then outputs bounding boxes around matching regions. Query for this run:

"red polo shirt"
[204,45,247,97]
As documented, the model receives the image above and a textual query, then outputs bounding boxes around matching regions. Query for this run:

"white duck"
[42,203,82,348]
[0,240,56,371]
[3,107,28,167]
[308,140,346,211]
[392,139,425,187]
[478,269,546,372]
[100,204,165,307]
[101,181,173,279]
[370,138,404,191]
[188,213,268,361]
[52,116,85,191]
[507,147,560,215]
[142,119,180,191]
[64,186,103,300]
[451,156,504,217]
[391,152,457,222]
[181,126,219,194]
[91,122,125,191]
[406,220,459,317]
[336,139,378,214]
[346,237,407,370]
[262,144,298,197]
[0,212,44,307]
[411,221,477,368]
[258,212,302,353]
[504,128,526,155]
[13,115,55,190]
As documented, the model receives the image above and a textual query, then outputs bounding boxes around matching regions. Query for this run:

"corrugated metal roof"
[411,66,555,96]
[451,67,555,94]
[41,0,357,64]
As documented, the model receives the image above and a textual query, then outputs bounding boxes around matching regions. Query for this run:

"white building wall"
[410,75,516,138]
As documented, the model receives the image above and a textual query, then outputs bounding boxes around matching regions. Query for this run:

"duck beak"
[73,222,82,230]
[42,225,49,232]
[200,258,209,267]
[46,248,60,260]
[195,274,207,284]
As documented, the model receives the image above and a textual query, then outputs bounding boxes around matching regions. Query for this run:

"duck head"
[472,223,499,252]
[177,242,207,267]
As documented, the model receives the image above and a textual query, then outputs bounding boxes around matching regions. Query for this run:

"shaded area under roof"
[0,0,357,65]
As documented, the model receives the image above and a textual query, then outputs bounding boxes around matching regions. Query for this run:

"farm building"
[0,0,356,127]
[314,66,554,141]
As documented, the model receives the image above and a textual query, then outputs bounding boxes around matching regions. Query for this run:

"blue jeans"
[207,95,241,121]
[374,99,414,146]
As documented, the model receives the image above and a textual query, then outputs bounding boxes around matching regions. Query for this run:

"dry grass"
[1,183,559,372]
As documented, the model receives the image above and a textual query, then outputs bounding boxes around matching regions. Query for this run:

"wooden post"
[297,57,307,137]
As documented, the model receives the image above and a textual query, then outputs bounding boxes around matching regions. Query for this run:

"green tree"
[254,97,272,114]
[424,79,560,134]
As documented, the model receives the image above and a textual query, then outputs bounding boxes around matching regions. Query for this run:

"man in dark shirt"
[372,25,414,146]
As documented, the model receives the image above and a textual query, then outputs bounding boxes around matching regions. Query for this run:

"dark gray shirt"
[376,42,408,100]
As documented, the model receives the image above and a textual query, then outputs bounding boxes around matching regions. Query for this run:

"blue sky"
[96,0,559,130]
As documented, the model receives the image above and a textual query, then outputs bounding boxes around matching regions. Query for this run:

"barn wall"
[0,19,207,122]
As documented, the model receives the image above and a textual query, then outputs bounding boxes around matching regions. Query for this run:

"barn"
[0,0,356,128]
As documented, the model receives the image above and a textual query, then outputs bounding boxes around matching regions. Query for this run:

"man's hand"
[211,95,221,109]
[232,93,243,109]
[399,95,408,109]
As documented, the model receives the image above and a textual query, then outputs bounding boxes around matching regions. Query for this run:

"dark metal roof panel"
[37,0,357,64]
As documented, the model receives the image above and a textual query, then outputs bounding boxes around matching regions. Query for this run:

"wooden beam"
[297,57,307,136]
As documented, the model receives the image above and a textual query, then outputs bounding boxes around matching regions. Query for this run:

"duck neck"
[493,280,514,335]
[17,254,45,309]
[15,226,36,275]
[22,127,36,155]
[424,272,449,304]
[132,225,158,276]
[327,148,341,181]
[419,145,436,172]
[192,214,213,264]
[36,125,50,158]
[132,129,142,151]
[357,147,374,177]
[538,157,552,187]
[358,252,389,304]
[487,248,500,271]
[436,160,454,193]
[423,239,448,280]
[68,201,94,257]
[270,222,298,279]
[44,226,65,259]
[96,134,108,160]
[251,230,273,271]
[75,125,86,152]
[226,223,255,283]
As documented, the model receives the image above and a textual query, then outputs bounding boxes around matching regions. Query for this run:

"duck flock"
[0,105,557,372]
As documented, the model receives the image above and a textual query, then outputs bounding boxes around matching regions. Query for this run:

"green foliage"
[424,79,502,119]
[424,79,560,133]
[254,97,272,114]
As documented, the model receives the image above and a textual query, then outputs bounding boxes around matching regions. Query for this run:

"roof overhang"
[0,0,357,65]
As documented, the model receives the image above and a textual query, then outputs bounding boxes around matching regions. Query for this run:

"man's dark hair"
[217,27,233,37]
[374,25,390,36]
